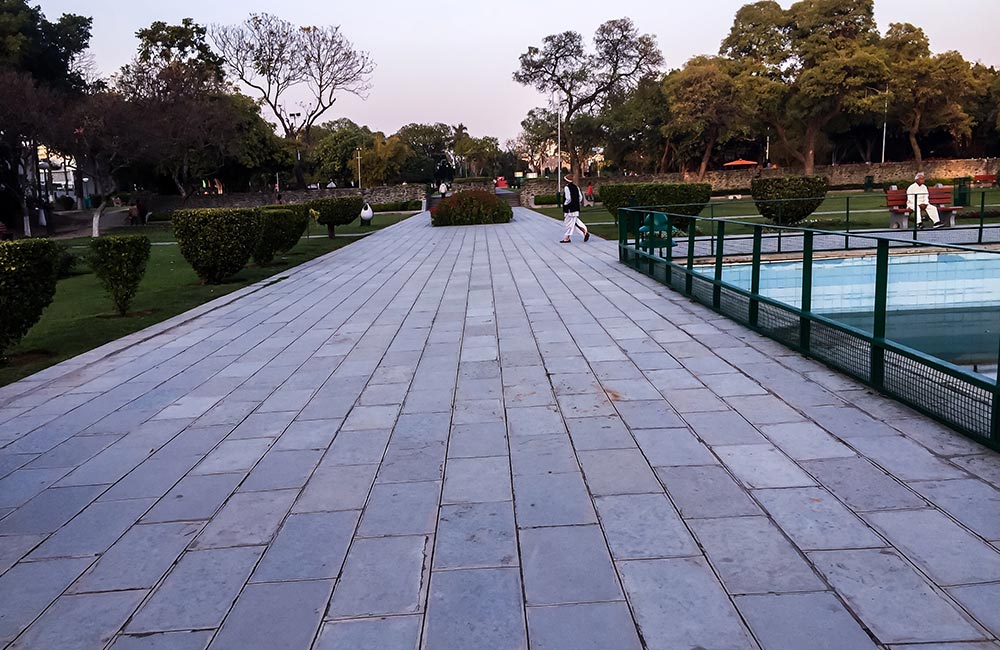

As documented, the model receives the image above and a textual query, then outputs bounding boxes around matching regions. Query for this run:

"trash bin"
[863,175,874,192]
[954,177,971,207]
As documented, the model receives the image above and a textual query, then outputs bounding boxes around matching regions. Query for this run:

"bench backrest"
[886,187,952,207]
[974,174,996,182]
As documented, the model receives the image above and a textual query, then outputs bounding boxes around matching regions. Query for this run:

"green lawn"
[533,187,1000,238]
[0,214,415,387]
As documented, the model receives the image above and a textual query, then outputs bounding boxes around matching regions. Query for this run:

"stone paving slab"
[1,208,1000,648]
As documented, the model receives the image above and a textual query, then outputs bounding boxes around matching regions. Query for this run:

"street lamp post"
[356,148,362,190]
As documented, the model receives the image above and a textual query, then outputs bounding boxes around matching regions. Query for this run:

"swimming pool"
[697,251,1000,376]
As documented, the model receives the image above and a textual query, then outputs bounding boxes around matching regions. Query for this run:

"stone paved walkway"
[2,208,1000,649]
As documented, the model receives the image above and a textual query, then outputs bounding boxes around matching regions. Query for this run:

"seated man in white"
[906,172,943,229]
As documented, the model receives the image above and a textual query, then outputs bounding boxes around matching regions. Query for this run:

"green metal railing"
[619,207,1000,450]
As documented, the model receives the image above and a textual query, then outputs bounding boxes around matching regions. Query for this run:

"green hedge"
[431,190,512,227]
[881,178,953,191]
[89,235,151,315]
[370,200,422,212]
[751,176,829,225]
[172,208,260,283]
[601,182,711,225]
[534,194,561,206]
[309,197,363,237]
[0,239,59,357]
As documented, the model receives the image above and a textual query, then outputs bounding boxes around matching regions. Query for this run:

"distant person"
[585,182,595,205]
[906,172,943,229]
[559,174,589,244]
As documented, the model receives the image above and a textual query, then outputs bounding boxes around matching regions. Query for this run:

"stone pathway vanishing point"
[2,208,1000,649]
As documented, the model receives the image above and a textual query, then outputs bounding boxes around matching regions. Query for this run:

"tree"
[662,57,748,179]
[211,13,375,187]
[358,134,413,186]
[394,123,452,183]
[115,19,239,199]
[601,74,671,174]
[723,0,889,174]
[514,18,662,180]
[312,119,374,186]
[881,24,979,167]
[513,108,556,173]
[0,0,91,231]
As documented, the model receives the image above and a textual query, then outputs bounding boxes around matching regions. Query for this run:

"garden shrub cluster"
[89,235,151,315]
[0,238,59,357]
[172,208,260,283]
[751,176,829,225]
[600,183,711,224]
[309,197,364,237]
[431,190,512,227]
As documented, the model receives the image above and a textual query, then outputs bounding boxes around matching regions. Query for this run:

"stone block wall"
[518,158,1000,208]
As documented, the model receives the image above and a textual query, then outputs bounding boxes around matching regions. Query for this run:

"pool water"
[698,251,1000,377]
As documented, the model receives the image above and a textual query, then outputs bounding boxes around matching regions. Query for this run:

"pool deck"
[1,208,1000,649]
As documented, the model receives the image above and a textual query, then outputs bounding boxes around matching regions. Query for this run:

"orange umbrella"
[723,159,758,167]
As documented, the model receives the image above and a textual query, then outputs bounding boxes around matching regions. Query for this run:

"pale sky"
[40,0,1000,142]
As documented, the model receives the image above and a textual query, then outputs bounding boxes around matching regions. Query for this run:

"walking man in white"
[906,172,943,228]
[559,174,590,243]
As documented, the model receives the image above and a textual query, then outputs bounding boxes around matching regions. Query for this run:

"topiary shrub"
[431,190,512,226]
[752,176,829,225]
[0,238,59,358]
[309,197,363,238]
[600,182,711,226]
[89,235,151,316]
[274,206,309,253]
[172,208,260,284]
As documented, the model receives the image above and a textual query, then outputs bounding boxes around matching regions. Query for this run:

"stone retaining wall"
[519,158,1000,208]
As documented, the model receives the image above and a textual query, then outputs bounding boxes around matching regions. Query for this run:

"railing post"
[800,231,814,352]
[666,214,674,286]
[685,218,696,296]
[632,211,641,270]
[871,239,890,390]
[618,209,626,262]
[992,335,1000,442]
[979,191,986,245]
[713,221,726,309]
[749,225,762,326]
[845,196,851,249]
[912,194,919,241]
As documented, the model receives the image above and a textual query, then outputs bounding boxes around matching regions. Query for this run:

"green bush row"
[431,190,512,227]
[880,178,953,191]
[89,235,151,316]
[751,176,829,225]
[0,239,59,358]
[371,200,422,212]
[601,183,712,224]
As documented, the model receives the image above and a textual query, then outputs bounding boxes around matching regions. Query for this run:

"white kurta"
[562,185,588,240]
[905,182,939,224]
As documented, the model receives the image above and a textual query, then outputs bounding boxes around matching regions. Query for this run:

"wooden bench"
[974,174,997,187]
[0,222,12,240]
[885,187,963,229]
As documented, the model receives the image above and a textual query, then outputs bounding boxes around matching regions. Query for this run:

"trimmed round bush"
[0,238,59,357]
[751,176,829,225]
[309,197,364,238]
[254,208,308,266]
[431,190,512,227]
[600,182,711,226]
[172,208,260,284]
[275,206,310,253]
[89,235,151,316]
